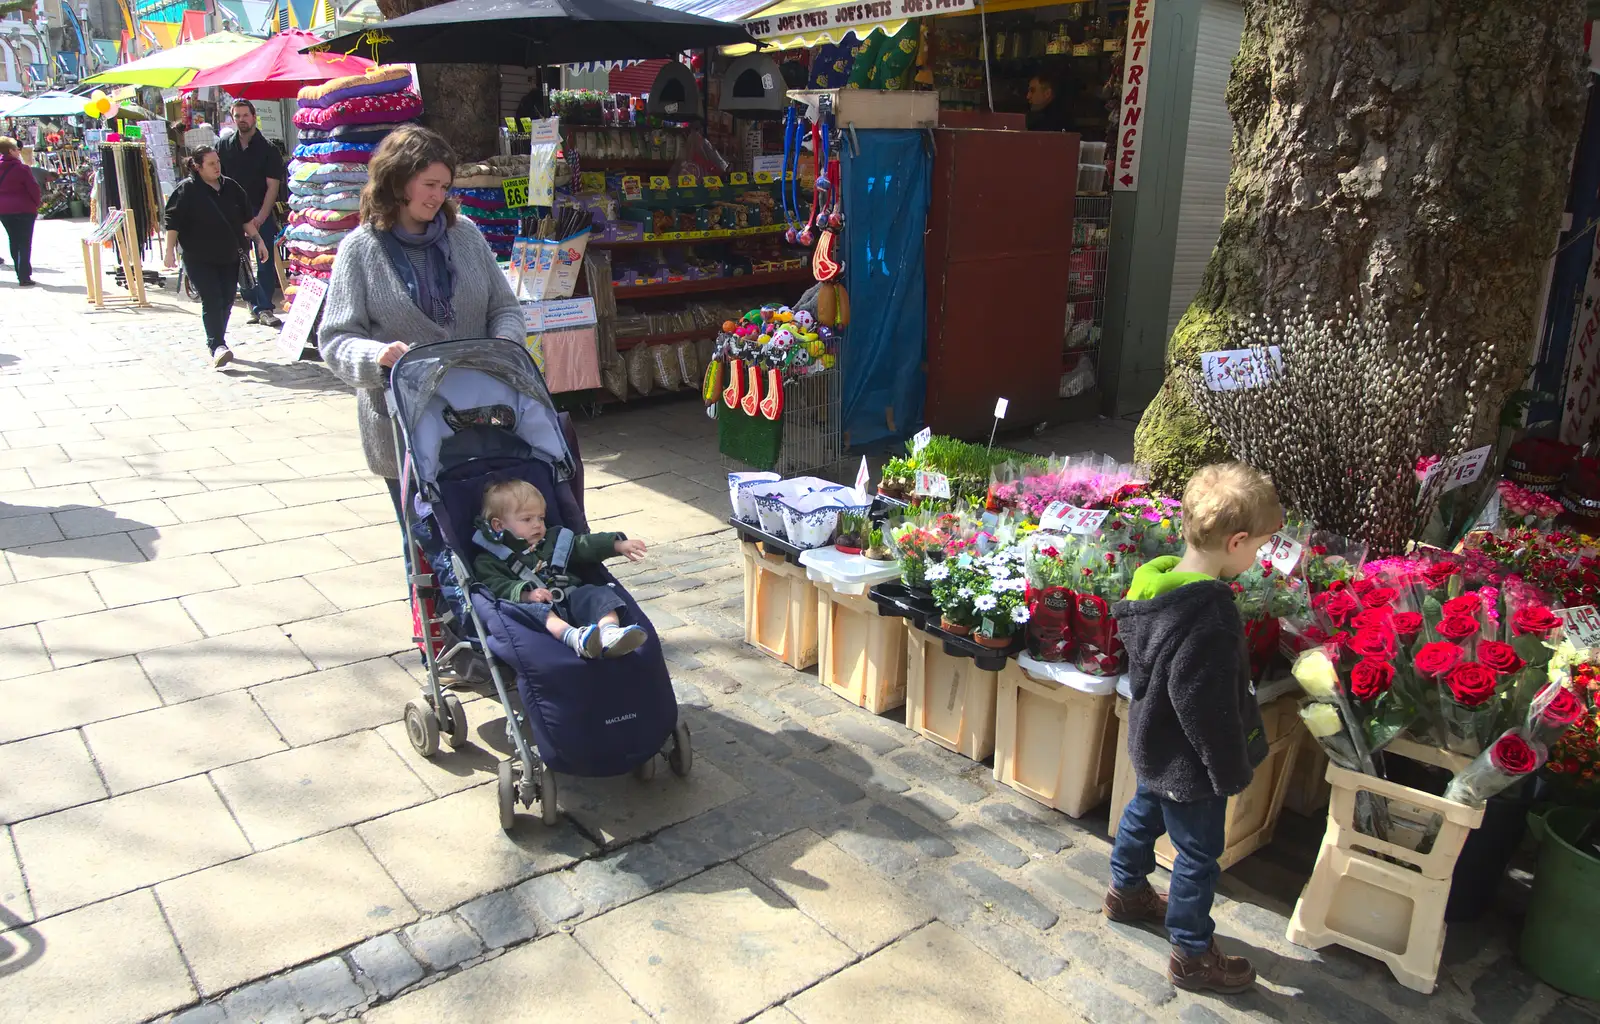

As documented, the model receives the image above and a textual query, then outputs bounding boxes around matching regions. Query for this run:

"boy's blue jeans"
[1110,784,1229,957]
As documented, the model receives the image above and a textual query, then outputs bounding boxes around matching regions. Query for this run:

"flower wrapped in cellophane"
[1443,730,1546,807]
[887,511,969,589]
[1022,531,1081,662]
[1068,528,1133,675]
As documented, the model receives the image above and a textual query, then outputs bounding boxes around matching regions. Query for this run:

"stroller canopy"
[390,338,574,489]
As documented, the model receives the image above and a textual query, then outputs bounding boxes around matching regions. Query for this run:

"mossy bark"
[1134,0,1589,491]
[375,0,501,161]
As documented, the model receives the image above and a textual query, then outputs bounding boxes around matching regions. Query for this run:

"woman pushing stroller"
[474,479,650,660]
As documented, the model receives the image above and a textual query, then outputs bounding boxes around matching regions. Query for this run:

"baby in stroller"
[472,478,649,659]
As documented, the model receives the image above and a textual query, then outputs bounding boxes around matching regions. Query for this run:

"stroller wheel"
[404,699,440,757]
[633,755,658,782]
[536,762,560,826]
[498,759,517,832]
[441,692,469,748]
[669,722,692,778]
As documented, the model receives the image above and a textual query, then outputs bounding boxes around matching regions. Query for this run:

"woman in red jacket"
[0,136,41,287]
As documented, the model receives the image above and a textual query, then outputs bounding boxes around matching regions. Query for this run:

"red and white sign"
[1257,533,1303,575]
[277,278,327,358]
[1114,0,1156,191]
[1559,605,1600,648]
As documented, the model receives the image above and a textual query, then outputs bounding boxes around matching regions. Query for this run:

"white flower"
[957,586,974,599]
[924,563,950,581]
[1000,577,1029,593]
[1011,605,1031,624]
[988,564,1014,581]
[974,594,998,612]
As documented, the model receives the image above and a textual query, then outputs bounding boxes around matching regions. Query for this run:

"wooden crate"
[740,541,818,670]
[1284,743,1332,817]
[904,628,998,761]
[1108,694,1305,872]
[994,664,1118,817]
[816,582,908,713]
[1287,764,1485,993]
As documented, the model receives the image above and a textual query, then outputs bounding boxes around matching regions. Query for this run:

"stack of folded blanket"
[285,64,423,294]
[451,154,531,260]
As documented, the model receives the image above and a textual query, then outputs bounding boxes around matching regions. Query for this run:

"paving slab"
[12,775,251,916]
[210,731,432,849]
[282,600,413,670]
[0,826,31,922]
[6,531,145,583]
[0,624,52,680]
[0,513,64,549]
[158,828,418,996]
[37,598,204,668]
[0,889,196,1024]
[214,534,356,585]
[786,922,1075,1024]
[357,782,594,913]
[241,500,370,543]
[250,655,417,746]
[304,557,408,611]
[87,551,238,608]
[557,757,749,847]
[365,932,649,1024]
[130,517,263,560]
[325,523,405,564]
[374,719,500,797]
[84,690,288,794]
[136,625,315,702]
[576,861,856,1024]
[0,730,109,823]
[180,577,340,637]
[0,656,161,744]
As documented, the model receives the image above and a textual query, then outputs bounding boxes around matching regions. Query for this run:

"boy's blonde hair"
[483,479,546,522]
[1181,462,1281,550]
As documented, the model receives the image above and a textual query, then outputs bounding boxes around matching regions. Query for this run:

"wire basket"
[720,367,843,478]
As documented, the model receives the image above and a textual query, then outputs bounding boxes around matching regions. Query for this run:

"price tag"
[277,278,327,358]
[914,470,951,499]
[519,118,533,132]
[1062,506,1111,535]
[502,176,530,209]
[649,175,671,190]
[503,117,518,130]
[1419,445,1495,494]
[754,171,774,184]
[1559,605,1600,648]
[729,172,749,185]
[579,171,606,193]
[621,175,642,200]
[703,175,723,189]
[529,119,560,144]
[1038,500,1071,531]
[1201,347,1283,391]
[855,456,870,495]
[911,427,932,454]
[1257,533,1303,575]
[677,174,698,188]
[993,397,1009,419]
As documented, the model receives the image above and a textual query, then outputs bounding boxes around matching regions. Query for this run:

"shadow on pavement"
[0,505,153,558]
[0,905,44,980]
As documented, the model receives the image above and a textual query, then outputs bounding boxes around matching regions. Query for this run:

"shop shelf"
[904,628,999,761]
[613,267,813,300]
[1108,694,1305,872]
[614,328,715,352]
[1287,764,1485,993]
[593,225,790,249]
[994,661,1118,818]
[572,158,676,171]
[740,540,818,670]
[816,582,908,714]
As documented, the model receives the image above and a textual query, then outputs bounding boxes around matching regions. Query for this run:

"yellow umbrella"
[82,32,265,89]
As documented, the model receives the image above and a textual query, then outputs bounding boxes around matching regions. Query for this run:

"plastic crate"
[1287,763,1485,993]
[1283,742,1333,817]
[816,582,908,713]
[994,661,1118,818]
[1107,694,1305,872]
[740,541,818,670]
[904,628,999,761]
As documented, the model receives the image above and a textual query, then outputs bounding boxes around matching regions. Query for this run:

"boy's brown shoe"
[1102,883,1168,925]
[1168,942,1256,994]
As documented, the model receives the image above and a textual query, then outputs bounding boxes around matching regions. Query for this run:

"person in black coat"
[163,146,264,368]
[1103,462,1282,995]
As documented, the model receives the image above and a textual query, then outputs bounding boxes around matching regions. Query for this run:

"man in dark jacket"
[1104,462,1281,994]
[218,99,285,328]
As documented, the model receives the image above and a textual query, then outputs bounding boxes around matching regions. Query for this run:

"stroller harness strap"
[473,526,576,600]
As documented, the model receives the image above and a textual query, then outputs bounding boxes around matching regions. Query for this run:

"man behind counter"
[1026,72,1074,133]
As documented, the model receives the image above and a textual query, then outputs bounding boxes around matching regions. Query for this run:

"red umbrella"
[182,30,378,100]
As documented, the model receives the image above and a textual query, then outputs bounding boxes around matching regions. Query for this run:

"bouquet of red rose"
[1443,730,1546,807]
[1546,653,1600,799]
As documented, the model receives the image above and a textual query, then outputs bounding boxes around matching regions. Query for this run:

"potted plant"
[971,546,1032,648]
[928,557,976,634]
[835,511,868,554]
[864,527,894,563]
[879,456,914,500]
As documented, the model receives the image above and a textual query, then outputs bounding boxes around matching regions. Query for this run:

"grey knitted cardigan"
[318,219,525,479]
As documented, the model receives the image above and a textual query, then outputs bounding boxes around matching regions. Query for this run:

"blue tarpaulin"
[841,129,930,450]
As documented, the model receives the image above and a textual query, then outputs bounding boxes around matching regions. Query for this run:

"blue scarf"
[380,213,455,326]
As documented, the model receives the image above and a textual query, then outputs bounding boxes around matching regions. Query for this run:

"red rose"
[1362,587,1400,610]
[1476,640,1525,676]
[1422,562,1459,590]
[1351,659,1396,701]
[1348,629,1397,659]
[1436,616,1481,641]
[1414,641,1463,676]
[1393,612,1424,637]
[1442,594,1482,619]
[1489,732,1540,775]
[1352,577,1374,596]
[1351,608,1395,633]
[1536,684,1586,727]
[1446,663,1498,706]
[1315,589,1361,625]
[1512,605,1563,637]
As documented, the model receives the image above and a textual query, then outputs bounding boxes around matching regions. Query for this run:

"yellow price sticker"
[677,174,698,188]
[519,118,533,132]
[702,175,723,189]
[649,175,671,190]
[502,176,530,209]
[503,117,518,130]
[754,171,774,184]
[729,172,749,185]
[621,175,643,200]
[579,171,606,193]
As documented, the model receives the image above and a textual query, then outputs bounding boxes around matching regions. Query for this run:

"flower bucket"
[1519,806,1600,999]
[781,491,843,550]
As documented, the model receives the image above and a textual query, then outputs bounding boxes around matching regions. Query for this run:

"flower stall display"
[929,543,1031,647]
[875,435,1027,504]
[1495,481,1562,531]
[986,454,1146,520]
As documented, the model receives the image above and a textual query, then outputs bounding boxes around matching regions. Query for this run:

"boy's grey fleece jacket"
[1113,580,1266,802]
[317,220,526,479]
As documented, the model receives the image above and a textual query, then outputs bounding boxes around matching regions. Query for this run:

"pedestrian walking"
[0,136,41,287]
[163,146,266,369]
[218,98,286,328]
[318,124,525,527]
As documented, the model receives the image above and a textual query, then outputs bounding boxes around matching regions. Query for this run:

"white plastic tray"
[1017,654,1120,696]
[798,546,902,596]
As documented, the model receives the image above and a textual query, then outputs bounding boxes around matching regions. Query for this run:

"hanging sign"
[744,0,975,40]
[1200,346,1283,391]
[1114,0,1157,191]
[1419,445,1494,494]
[277,278,327,358]
[914,470,951,499]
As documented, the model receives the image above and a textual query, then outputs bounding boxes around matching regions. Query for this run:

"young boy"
[1104,462,1281,994]
[472,479,650,659]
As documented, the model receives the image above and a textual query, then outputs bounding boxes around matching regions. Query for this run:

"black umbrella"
[312,0,758,67]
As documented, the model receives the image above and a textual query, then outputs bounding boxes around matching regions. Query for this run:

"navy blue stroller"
[388,338,691,830]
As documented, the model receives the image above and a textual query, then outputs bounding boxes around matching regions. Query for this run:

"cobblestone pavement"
[0,220,1590,1024]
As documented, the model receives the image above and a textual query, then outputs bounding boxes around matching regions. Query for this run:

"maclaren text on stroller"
[387,338,691,830]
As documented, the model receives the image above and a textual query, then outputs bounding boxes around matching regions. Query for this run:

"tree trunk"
[375,0,501,161]
[1133,0,1589,490]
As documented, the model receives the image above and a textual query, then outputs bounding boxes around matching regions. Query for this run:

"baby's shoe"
[563,625,602,658]
[601,624,646,658]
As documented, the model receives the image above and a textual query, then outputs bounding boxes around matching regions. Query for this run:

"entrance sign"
[1114,0,1156,191]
